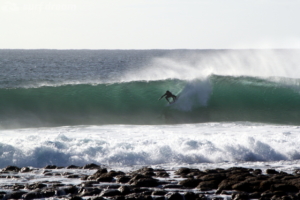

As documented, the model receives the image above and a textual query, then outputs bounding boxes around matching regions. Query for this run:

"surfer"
[159,90,177,103]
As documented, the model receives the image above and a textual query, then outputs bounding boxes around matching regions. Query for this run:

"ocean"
[1,49,300,171]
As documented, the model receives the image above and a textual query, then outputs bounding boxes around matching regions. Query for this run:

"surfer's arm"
[158,94,166,100]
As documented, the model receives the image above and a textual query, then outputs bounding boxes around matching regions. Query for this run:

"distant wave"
[1,75,300,129]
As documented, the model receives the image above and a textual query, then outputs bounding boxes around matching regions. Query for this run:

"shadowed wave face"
[1,75,300,129]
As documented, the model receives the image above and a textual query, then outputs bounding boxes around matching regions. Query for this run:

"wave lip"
[1,75,300,129]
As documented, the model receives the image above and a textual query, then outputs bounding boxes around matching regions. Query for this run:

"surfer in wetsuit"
[159,90,177,103]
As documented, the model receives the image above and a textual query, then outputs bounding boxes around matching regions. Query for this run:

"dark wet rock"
[96,172,115,182]
[88,168,108,180]
[217,179,240,191]
[66,174,80,178]
[81,181,98,187]
[253,169,262,175]
[83,163,101,169]
[184,192,196,200]
[27,182,48,190]
[125,193,151,200]
[131,177,159,187]
[249,192,261,199]
[166,192,183,200]
[67,165,81,169]
[22,189,43,199]
[199,173,226,182]
[20,167,31,173]
[64,185,79,194]
[152,190,167,196]
[131,188,150,194]
[44,165,57,169]
[41,187,56,197]
[117,175,132,183]
[90,197,105,200]
[179,178,202,188]
[271,183,299,193]
[2,165,20,172]
[7,191,27,199]
[231,192,249,200]
[198,194,208,200]
[205,169,219,174]
[100,189,122,197]
[79,187,102,196]
[155,170,170,177]
[175,167,191,175]
[69,196,83,200]
[81,175,89,180]
[197,180,220,190]
[266,169,279,175]
[232,180,261,193]
[118,185,131,195]
[163,184,184,189]
[154,197,165,200]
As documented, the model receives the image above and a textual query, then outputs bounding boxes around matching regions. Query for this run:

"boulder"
[83,163,101,169]
[131,178,159,187]
[2,165,20,172]
[100,189,122,197]
[179,178,202,188]
[266,169,279,175]
[165,192,183,200]
[44,165,57,169]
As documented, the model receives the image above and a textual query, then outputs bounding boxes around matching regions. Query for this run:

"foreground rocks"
[0,164,300,199]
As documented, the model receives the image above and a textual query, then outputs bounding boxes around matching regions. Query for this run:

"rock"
[7,191,27,199]
[179,178,202,188]
[96,173,114,182]
[163,184,183,189]
[131,178,159,187]
[155,170,170,177]
[91,197,105,200]
[117,175,131,183]
[83,163,101,169]
[44,165,57,169]
[2,165,20,172]
[67,165,80,169]
[231,192,249,200]
[100,189,122,197]
[118,185,131,195]
[266,169,279,175]
[152,190,167,196]
[217,179,240,191]
[66,174,80,178]
[22,189,43,199]
[69,196,83,200]
[271,183,298,193]
[184,192,196,200]
[197,180,220,190]
[64,185,79,195]
[79,188,102,196]
[253,169,262,175]
[20,167,31,173]
[175,167,190,175]
[199,173,226,182]
[27,182,47,190]
[165,192,183,200]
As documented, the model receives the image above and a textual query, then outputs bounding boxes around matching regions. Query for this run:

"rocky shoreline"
[1,164,300,200]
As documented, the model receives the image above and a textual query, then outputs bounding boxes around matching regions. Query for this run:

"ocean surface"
[1,49,300,170]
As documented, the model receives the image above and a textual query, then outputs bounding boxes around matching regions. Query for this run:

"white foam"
[1,123,300,169]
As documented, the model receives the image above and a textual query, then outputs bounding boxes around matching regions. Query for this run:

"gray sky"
[1,0,300,49]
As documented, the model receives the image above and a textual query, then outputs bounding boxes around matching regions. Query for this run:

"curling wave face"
[1,75,300,128]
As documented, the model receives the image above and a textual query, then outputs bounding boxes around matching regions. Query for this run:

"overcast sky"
[1,0,300,49]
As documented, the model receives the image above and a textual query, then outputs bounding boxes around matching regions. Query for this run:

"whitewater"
[1,49,300,172]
